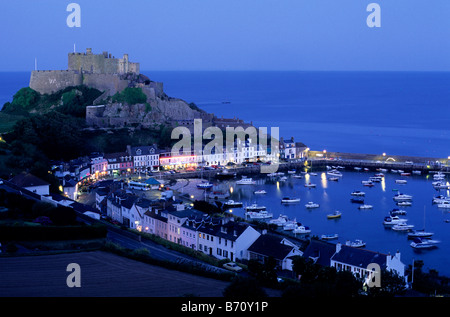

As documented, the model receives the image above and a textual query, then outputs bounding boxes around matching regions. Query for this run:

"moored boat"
[223,200,243,208]
[293,224,311,234]
[254,189,267,194]
[245,210,273,219]
[327,211,342,219]
[245,203,266,212]
[351,191,365,196]
[392,223,415,232]
[197,181,213,189]
[358,204,373,209]
[383,215,408,225]
[410,238,440,249]
[304,183,316,188]
[236,176,256,185]
[346,239,366,248]
[281,197,300,204]
[269,214,289,226]
[305,202,320,209]
[321,234,339,240]
[408,230,434,239]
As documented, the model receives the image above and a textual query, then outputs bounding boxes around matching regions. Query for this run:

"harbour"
[169,154,450,277]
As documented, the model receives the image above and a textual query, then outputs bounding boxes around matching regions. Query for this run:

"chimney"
[336,242,342,253]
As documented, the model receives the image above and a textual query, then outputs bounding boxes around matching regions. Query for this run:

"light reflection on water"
[217,169,450,277]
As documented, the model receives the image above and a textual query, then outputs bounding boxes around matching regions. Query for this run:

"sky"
[0,0,449,71]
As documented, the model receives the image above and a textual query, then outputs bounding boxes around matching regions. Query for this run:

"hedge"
[0,224,107,241]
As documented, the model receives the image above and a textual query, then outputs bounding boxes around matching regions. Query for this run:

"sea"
[1,70,450,277]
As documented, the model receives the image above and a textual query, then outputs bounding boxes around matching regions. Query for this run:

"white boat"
[362,181,374,187]
[393,193,413,201]
[397,201,412,207]
[433,172,446,180]
[410,238,440,249]
[433,182,450,190]
[310,173,318,176]
[383,216,408,225]
[400,172,411,176]
[408,230,434,239]
[197,181,213,189]
[391,169,398,173]
[223,200,243,208]
[328,177,339,181]
[369,176,382,182]
[346,240,366,248]
[395,179,407,184]
[354,167,362,171]
[305,202,320,209]
[437,201,450,209]
[293,224,311,234]
[281,197,300,204]
[390,209,407,216]
[245,203,266,211]
[392,223,415,232]
[236,176,256,185]
[375,173,385,178]
[292,175,303,179]
[287,170,296,174]
[283,219,298,231]
[304,183,316,188]
[351,191,365,196]
[433,196,450,204]
[245,210,273,219]
[358,204,373,209]
[327,170,343,177]
[254,189,267,194]
[269,215,289,226]
[321,234,339,240]
[412,170,421,175]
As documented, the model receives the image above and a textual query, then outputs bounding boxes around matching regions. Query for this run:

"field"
[0,250,231,297]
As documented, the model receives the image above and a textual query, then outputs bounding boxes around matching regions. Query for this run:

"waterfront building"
[104,151,134,176]
[280,137,296,160]
[128,145,160,172]
[90,154,108,178]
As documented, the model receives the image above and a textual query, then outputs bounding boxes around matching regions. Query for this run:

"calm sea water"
[1,71,450,276]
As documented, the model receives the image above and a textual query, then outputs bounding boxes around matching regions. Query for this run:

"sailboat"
[408,206,434,239]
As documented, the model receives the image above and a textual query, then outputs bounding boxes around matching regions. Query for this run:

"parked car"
[223,262,243,272]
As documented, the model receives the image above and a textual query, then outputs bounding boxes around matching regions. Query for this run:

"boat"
[321,234,339,240]
[304,183,316,188]
[351,191,365,196]
[283,219,298,231]
[369,176,382,182]
[433,182,450,190]
[197,181,213,189]
[364,168,369,172]
[215,169,236,180]
[292,175,303,179]
[412,170,421,175]
[305,202,320,209]
[254,189,267,195]
[327,170,343,177]
[354,167,362,171]
[269,215,289,226]
[245,203,267,212]
[293,224,311,234]
[350,197,364,204]
[390,209,407,216]
[408,230,434,239]
[392,223,415,232]
[358,204,373,209]
[346,240,366,248]
[327,211,342,219]
[281,197,300,204]
[287,170,296,174]
[328,177,339,181]
[400,172,411,176]
[410,238,440,249]
[236,176,256,185]
[391,169,398,173]
[375,173,385,177]
[437,201,450,209]
[433,172,446,180]
[397,201,412,207]
[208,191,230,200]
[383,216,408,225]
[395,179,407,184]
[310,173,318,176]
[362,181,374,187]
[223,200,243,208]
[245,210,273,219]
[393,193,413,201]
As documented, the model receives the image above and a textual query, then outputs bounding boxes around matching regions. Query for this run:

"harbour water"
[1,71,450,276]
[217,169,450,277]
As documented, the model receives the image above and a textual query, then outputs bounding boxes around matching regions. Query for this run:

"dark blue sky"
[1,0,449,71]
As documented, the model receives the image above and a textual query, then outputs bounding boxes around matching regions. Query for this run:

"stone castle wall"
[29,70,83,94]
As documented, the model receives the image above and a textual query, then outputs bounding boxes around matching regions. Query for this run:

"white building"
[128,145,160,172]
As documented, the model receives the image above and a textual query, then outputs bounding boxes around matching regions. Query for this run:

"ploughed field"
[0,251,230,297]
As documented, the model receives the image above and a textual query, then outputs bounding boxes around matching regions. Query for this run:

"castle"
[29,48,158,97]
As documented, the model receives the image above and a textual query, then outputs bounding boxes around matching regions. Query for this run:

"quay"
[158,150,450,182]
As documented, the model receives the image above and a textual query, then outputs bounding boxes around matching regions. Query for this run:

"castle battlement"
[30,48,142,95]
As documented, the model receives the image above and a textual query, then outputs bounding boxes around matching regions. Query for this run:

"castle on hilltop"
[29,48,160,98]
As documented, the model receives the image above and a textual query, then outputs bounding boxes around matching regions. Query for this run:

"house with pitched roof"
[9,172,50,196]
[247,234,303,271]
[128,145,160,172]
[197,218,261,262]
